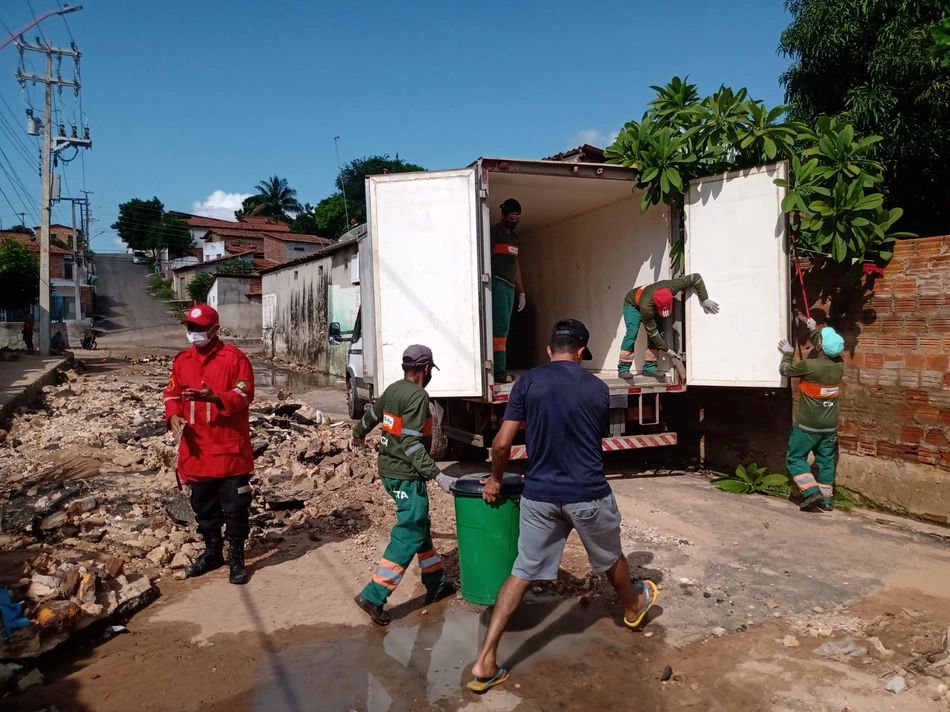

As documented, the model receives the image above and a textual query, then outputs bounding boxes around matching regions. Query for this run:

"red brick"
[901,426,924,444]
[892,278,919,297]
[880,317,904,334]
[894,297,917,312]
[927,254,950,270]
[904,256,931,274]
[926,355,949,371]
[918,295,945,311]
[919,277,945,296]
[918,447,940,465]
[905,353,927,369]
[897,335,919,350]
[941,409,950,424]
[858,440,879,456]
[864,354,885,369]
[877,441,920,462]
[885,353,904,363]
[916,237,945,257]
[839,420,860,436]
[925,429,950,446]
[907,390,929,405]
[930,317,950,333]
[918,408,942,423]
[893,239,918,257]
[875,335,900,349]
[838,435,858,452]
[896,405,915,418]
[920,336,944,353]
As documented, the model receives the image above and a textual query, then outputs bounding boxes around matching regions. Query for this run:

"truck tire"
[429,400,449,461]
[347,376,365,420]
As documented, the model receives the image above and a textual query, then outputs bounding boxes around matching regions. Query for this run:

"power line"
[0,184,24,218]
[54,0,75,44]
[25,0,47,44]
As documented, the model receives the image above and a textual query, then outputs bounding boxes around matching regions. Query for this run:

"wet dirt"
[252,361,343,391]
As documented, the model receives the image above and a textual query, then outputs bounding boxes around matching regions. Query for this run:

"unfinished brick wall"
[263,236,285,264]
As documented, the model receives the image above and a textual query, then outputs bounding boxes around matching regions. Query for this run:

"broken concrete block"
[169,551,192,570]
[35,600,81,629]
[145,546,168,566]
[813,637,867,662]
[885,675,907,695]
[39,511,68,531]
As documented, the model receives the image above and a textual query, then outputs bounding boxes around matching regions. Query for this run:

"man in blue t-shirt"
[466,319,660,693]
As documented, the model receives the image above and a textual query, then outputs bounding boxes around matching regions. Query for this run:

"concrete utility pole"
[16,34,89,354]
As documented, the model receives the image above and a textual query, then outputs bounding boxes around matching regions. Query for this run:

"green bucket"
[450,473,524,606]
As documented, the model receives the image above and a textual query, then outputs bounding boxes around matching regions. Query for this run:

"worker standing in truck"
[491,198,526,384]
[350,344,457,626]
[778,320,845,512]
[617,273,719,380]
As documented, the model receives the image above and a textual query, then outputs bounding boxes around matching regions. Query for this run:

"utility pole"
[16,34,88,355]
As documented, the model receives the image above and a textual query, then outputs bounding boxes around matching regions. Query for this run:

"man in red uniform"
[164,304,255,585]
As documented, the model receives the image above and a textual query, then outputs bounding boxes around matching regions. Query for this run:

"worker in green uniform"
[617,273,719,380]
[491,198,526,383]
[778,321,845,512]
[350,344,457,625]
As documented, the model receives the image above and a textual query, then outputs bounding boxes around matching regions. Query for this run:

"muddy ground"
[2,352,950,711]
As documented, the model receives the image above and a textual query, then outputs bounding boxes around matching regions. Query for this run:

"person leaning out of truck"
[617,273,719,380]
[491,198,526,384]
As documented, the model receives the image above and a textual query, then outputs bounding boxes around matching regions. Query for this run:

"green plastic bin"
[450,473,524,605]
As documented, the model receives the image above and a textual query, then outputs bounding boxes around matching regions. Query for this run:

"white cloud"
[191,190,252,221]
[571,128,619,149]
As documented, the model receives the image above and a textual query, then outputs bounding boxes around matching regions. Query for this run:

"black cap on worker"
[500,198,522,215]
[551,319,593,361]
[402,344,439,370]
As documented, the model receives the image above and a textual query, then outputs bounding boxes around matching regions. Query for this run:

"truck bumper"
[508,433,677,460]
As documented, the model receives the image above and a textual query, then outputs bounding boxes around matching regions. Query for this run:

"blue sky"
[0,0,793,252]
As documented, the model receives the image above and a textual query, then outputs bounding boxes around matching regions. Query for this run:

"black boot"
[227,536,249,585]
[184,529,225,578]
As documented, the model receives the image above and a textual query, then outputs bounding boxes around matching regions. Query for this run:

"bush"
[187,273,214,304]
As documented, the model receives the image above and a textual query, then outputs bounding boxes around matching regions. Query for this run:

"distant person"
[22,313,34,354]
[164,304,255,585]
[468,319,658,693]
[779,320,845,512]
[618,273,719,380]
[50,330,66,355]
[350,344,457,626]
[491,198,527,384]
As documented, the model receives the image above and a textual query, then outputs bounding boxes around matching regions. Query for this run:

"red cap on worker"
[653,288,674,318]
[181,304,219,328]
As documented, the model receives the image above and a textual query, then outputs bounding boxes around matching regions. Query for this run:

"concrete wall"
[261,243,359,376]
[0,320,89,350]
[207,276,262,339]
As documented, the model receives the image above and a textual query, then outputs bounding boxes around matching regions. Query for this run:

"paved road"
[93,254,181,348]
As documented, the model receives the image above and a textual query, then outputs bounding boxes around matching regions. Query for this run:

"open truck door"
[366,167,486,398]
[684,163,790,388]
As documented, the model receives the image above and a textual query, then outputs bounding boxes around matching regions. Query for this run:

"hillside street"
[2,258,950,712]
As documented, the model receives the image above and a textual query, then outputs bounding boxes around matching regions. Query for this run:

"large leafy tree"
[147,214,194,256]
[239,176,302,222]
[779,0,950,236]
[312,155,425,239]
[112,197,164,251]
[0,238,39,309]
[290,203,319,235]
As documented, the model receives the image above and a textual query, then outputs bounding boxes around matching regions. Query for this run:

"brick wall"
[49,253,63,279]
[263,236,284,264]
[795,235,950,522]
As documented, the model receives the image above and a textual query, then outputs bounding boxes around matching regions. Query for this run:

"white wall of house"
[204,241,226,261]
[208,276,261,338]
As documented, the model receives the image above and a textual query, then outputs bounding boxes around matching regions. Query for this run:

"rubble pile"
[0,357,402,661]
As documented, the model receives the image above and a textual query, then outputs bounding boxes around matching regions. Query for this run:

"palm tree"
[243,176,302,221]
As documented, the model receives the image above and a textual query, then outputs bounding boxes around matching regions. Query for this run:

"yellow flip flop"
[624,580,659,629]
[466,668,510,693]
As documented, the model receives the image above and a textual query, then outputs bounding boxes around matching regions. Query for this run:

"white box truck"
[337,158,790,460]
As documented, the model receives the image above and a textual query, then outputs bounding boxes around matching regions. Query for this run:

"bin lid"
[450,473,524,498]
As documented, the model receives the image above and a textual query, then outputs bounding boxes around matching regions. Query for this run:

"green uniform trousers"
[618,304,667,374]
[786,427,836,504]
[361,477,446,606]
[492,278,515,376]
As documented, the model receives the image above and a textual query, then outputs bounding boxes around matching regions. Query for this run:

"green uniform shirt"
[780,333,845,433]
[490,223,519,287]
[353,379,440,481]
[623,273,709,351]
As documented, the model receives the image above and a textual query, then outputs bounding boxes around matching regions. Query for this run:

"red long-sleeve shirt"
[163,340,255,482]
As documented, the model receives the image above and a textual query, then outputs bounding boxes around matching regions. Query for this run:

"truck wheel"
[429,400,449,461]
[347,376,365,420]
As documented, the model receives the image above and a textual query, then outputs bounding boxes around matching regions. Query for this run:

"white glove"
[349,436,362,452]
[435,472,454,494]
[666,349,681,360]
[517,293,526,312]
[805,317,817,331]
[701,298,720,315]
[778,339,794,355]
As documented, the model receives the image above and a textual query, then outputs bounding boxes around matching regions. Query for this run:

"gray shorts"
[511,493,624,581]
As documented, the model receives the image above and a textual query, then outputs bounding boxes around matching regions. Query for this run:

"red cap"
[181,304,219,328]
[653,288,674,318]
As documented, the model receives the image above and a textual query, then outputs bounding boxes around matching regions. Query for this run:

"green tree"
[187,273,214,303]
[147,214,194,256]
[8,225,34,236]
[313,192,351,239]
[112,197,164,251]
[216,259,255,275]
[239,176,302,222]
[0,238,40,310]
[290,202,319,235]
[334,155,425,231]
[779,0,950,236]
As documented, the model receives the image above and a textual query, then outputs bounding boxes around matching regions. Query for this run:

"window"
[352,309,362,342]
[350,251,360,284]
[293,246,305,252]
[64,262,73,280]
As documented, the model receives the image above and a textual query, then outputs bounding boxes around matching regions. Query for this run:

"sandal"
[466,667,509,693]
[624,580,659,629]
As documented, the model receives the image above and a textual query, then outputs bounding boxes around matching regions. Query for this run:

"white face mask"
[187,330,211,347]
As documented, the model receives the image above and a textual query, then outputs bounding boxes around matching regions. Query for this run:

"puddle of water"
[252,361,344,390]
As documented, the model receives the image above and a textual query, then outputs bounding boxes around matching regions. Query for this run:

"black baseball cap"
[551,319,592,360]
[402,344,439,369]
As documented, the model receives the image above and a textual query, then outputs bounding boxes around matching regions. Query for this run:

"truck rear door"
[366,168,486,398]
[684,162,790,388]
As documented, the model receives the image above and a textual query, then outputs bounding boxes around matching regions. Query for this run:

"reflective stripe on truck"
[508,433,677,460]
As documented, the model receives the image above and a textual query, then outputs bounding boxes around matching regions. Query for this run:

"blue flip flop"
[624,580,659,629]
[466,667,510,692]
